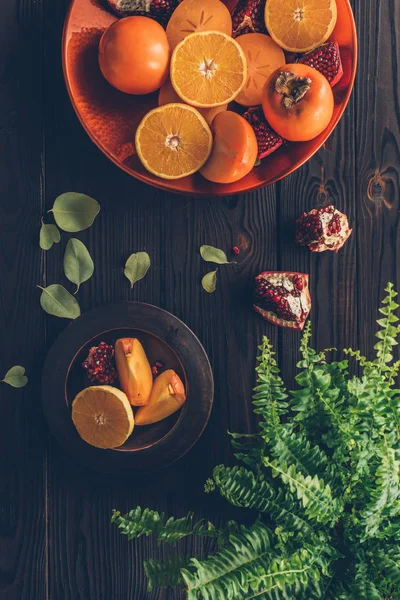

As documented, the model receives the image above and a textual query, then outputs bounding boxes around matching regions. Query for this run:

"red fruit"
[82,342,118,385]
[232,0,267,37]
[254,272,311,330]
[105,0,179,26]
[297,42,343,87]
[243,107,283,160]
[232,246,240,256]
[296,205,352,253]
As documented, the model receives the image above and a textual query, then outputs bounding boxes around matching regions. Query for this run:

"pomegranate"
[254,272,311,330]
[105,0,179,25]
[232,0,267,37]
[243,107,283,160]
[296,205,352,253]
[297,42,343,87]
[82,342,118,385]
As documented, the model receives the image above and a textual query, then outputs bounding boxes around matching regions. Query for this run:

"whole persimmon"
[262,64,334,142]
[99,16,170,95]
[200,111,258,184]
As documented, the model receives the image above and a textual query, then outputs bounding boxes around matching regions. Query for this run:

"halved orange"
[159,79,228,126]
[170,31,247,108]
[265,0,337,53]
[72,385,134,449]
[135,103,213,180]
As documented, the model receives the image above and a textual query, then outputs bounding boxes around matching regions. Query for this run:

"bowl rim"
[41,302,214,472]
[62,0,358,197]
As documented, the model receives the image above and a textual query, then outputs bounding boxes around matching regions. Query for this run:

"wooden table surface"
[0,0,398,598]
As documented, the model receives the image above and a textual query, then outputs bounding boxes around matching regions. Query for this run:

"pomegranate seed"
[296,205,352,253]
[82,342,118,385]
[232,246,240,256]
[243,107,283,160]
[298,42,343,88]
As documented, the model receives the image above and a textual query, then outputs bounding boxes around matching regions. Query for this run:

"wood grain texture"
[1,0,399,597]
[0,0,47,599]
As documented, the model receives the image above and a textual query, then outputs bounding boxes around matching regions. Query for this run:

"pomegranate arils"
[82,342,118,385]
[296,205,352,253]
[298,42,343,87]
[232,0,267,37]
[244,108,283,160]
[254,272,311,330]
[105,0,179,26]
[232,246,240,256]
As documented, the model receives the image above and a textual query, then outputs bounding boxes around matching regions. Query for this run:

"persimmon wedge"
[115,338,153,406]
[135,370,186,426]
[166,0,232,50]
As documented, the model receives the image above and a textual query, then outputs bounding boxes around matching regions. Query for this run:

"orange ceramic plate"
[63,0,357,197]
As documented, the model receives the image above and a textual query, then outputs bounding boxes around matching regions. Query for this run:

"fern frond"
[228,432,264,469]
[144,555,189,590]
[358,445,400,539]
[374,547,400,589]
[374,282,400,376]
[263,459,343,526]
[181,523,319,600]
[213,465,326,542]
[111,507,219,544]
[349,562,382,599]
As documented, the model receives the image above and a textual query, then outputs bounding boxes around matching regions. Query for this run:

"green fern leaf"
[144,555,189,590]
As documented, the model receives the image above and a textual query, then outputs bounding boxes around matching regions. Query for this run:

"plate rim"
[62,0,358,197]
[41,301,214,472]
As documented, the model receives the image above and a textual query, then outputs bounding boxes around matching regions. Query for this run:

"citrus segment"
[170,31,247,108]
[158,79,228,125]
[135,104,213,179]
[166,0,232,50]
[72,385,134,449]
[235,33,285,106]
[265,0,337,53]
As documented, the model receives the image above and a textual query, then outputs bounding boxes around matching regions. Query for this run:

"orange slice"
[72,386,134,449]
[166,0,232,50]
[135,104,213,180]
[265,0,337,53]
[170,31,247,108]
[159,79,228,125]
[235,33,285,107]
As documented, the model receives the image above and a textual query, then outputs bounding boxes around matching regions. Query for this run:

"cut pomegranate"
[82,342,118,385]
[232,0,267,37]
[105,0,179,26]
[254,272,311,330]
[296,205,352,253]
[297,42,343,87]
[243,107,283,160]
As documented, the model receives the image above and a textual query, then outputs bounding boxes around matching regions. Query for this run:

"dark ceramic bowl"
[41,303,214,472]
[62,0,357,196]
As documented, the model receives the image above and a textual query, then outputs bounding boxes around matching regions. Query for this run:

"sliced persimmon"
[166,0,232,50]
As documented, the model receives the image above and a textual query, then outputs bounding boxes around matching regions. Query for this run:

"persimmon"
[166,0,232,50]
[98,16,170,95]
[158,79,227,125]
[262,64,334,142]
[200,111,258,184]
[235,33,285,107]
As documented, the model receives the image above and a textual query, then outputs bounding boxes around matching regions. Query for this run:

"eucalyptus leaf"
[200,245,232,265]
[39,220,61,250]
[124,252,151,288]
[50,193,100,232]
[202,270,218,294]
[63,238,94,293]
[1,365,28,388]
[38,284,81,319]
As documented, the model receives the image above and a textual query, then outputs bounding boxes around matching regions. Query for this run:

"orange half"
[170,31,247,108]
[265,0,337,53]
[72,385,134,449]
[135,104,213,180]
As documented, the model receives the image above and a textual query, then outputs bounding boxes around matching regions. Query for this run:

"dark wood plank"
[0,0,47,598]
[352,0,400,361]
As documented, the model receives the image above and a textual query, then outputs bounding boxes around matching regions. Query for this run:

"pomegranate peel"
[296,205,352,253]
[105,0,179,26]
[297,42,343,88]
[254,271,311,330]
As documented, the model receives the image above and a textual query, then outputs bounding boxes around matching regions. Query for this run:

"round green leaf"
[124,252,151,288]
[63,238,94,293]
[200,245,231,265]
[50,193,100,232]
[1,365,28,388]
[39,221,61,250]
[202,270,218,293]
[38,284,81,319]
